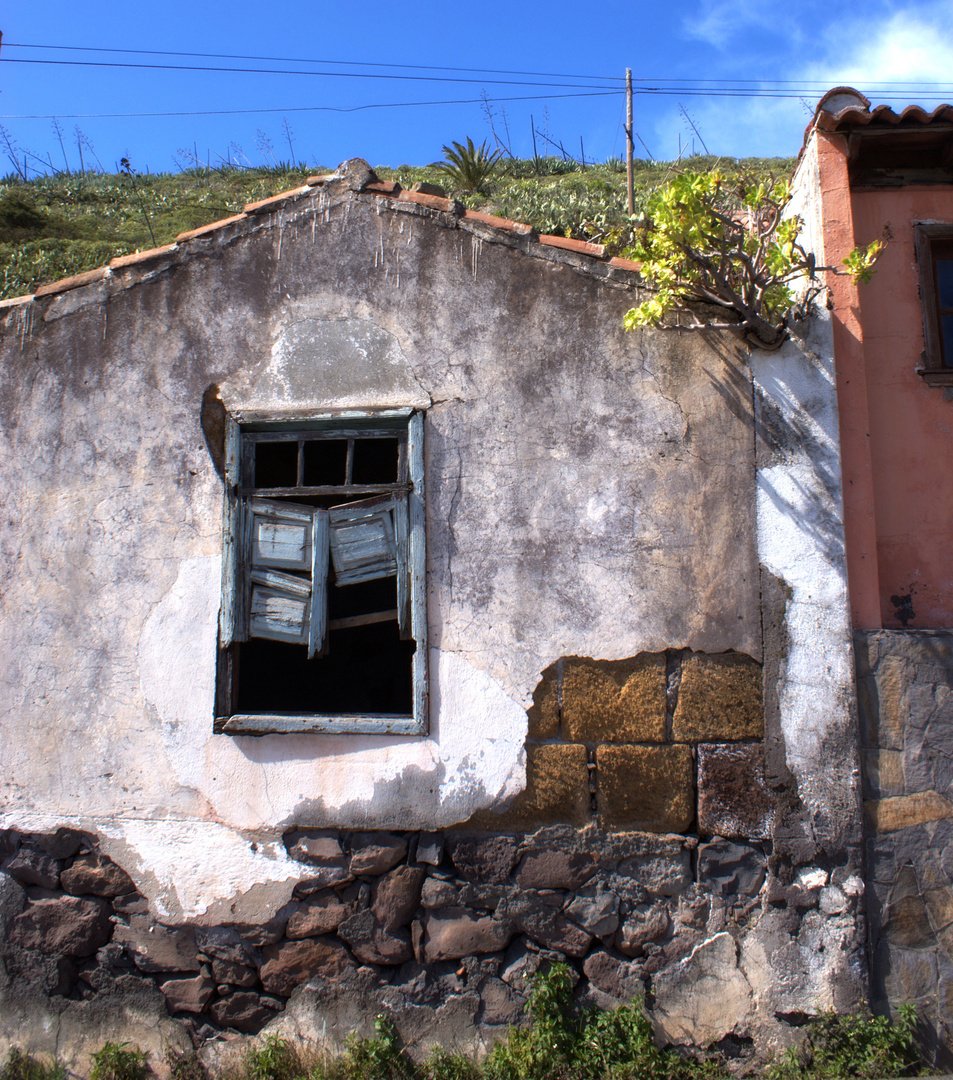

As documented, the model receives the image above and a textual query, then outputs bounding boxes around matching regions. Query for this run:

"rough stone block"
[516,910,592,958]
[672,652,763,742]
[583,948,644,1000]
[596,745,694,832]
[926,886,953,933]
[516,847,597,890]
[3,844,62,890]
[866,791,953,833]
[565,885,620,940]
[372,866,426,930]
[466,744,591,830]
[286,892,350,939]
[112,916,200,972]
[8,895,111,958]
[286,832,345,866]
[613,843,692,898]
[884,894,935,949]
[868,654,908,750]
[209,991,279,1033]
[259,936,353,996]
[416,833,444,865]
[527,665,559,738]
[424,907,513,961]
[616,903,671,956]
[61,852,135,898]
[195,925,256,965]
[447,835,519,884]
[159,973,215,1013]
[697,840,767,899]
[562,654,666,743]
[349,833,407,876]
[210,957,259,987]
[337,909,414,965]
[697,743,777,839]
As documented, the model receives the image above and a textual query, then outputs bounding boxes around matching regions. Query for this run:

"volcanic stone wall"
[0,646,827,1056]
[858,630,953,1063]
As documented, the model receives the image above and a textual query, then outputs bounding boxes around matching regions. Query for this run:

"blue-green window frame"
[214,408,428,736]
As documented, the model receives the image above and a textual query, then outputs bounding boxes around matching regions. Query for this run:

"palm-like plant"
[435,138,503,194]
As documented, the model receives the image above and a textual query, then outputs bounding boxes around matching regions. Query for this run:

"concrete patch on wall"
[223,317,431,413]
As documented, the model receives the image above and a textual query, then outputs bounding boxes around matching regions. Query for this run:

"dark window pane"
[352,438,399,484]
[254,441,297,488]
[937,258,953,310]
[942,314,953,367]
[303,439,348,486]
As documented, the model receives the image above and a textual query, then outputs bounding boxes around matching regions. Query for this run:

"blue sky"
[1,0,951,176]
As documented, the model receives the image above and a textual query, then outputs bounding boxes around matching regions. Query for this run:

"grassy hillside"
[0,155,796,300]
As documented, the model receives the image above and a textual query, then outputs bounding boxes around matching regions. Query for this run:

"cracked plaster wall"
[0,188,834,921]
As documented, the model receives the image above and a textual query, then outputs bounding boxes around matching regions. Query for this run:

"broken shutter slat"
[249,584,311,644]
[249,567,312,596]
[329,496,398,585]
[220,417,243,646]
[308,510,329,659]
[249,498,314,571]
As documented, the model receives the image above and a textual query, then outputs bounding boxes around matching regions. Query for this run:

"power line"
[3,41,622,85]
[0,90,622,122]
[0,56,619,91]
[4,42,953,91]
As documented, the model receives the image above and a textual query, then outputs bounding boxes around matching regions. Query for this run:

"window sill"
[918,369,953,387]
[214,713,425,736]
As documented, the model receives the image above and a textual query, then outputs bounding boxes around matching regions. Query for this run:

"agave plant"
[435,138,503,194]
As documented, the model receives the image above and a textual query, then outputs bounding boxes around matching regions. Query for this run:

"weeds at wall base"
[0,970,934,1080]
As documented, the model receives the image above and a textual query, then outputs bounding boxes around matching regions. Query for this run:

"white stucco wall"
[0,183,855,919]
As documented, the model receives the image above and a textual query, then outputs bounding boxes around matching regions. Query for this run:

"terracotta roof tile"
[539,234,606,258]
[33,266,109,299]
[363,180,402,194]
[175,213,248,243]
[397,190,460,214]
[462,209,535,236]
[243,184,314,214]
[609,256,642,273]
[0,294,33,309]
[110,244,178,270]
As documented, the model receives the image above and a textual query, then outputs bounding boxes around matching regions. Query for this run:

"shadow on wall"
[701,333,845,572]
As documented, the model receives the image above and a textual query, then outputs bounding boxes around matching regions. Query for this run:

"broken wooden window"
[214,410,427,736]
[915,225,953,386]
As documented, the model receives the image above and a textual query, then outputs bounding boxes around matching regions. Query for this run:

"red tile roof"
[5,161,639,306]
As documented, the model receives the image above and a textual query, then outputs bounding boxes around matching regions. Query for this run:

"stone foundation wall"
[0,650,868,1064]
[857,629,953,1065]
[0,822,784,1055]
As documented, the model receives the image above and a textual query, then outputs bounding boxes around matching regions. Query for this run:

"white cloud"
[663,1,953,159]
[806,3,953,98]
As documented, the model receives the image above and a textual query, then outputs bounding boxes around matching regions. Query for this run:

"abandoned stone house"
[0,86,948,1068]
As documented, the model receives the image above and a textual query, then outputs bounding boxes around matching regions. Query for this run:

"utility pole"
[625,68,634,216]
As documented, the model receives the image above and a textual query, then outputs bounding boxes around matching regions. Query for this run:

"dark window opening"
[915,226,953,384]
[216,413,427,735]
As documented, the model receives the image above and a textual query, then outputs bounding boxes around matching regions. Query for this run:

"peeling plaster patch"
[96,817,301,923]
[226,317,430,411]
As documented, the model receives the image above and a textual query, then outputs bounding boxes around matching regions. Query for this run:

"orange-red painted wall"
[851,187,953,628]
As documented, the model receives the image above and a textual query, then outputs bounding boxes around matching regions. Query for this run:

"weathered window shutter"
[246,498,329,656]
[328,495,398,585]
